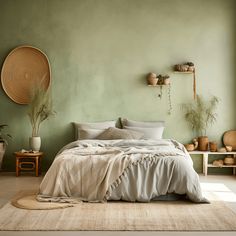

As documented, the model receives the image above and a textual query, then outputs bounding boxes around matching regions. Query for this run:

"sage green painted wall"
[0,0,235,172]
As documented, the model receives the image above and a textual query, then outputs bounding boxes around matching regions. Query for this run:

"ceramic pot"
[188,66,195,72]
[209,141,217,152]
[184,143,195,151]
[0,142,6,170]
[147,77,158,85]
[180,64,189,72]
[198,136,209,151]
[147,73,158,85]
[29,137,41,151]
[225,146,233,152]
[164,78,170,85]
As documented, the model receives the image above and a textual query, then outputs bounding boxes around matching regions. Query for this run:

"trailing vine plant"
[156,74,172,115]
[167,84,172,115]
[158,85,163,99]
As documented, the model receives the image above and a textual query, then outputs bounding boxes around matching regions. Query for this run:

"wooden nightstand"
[14,151,43,177]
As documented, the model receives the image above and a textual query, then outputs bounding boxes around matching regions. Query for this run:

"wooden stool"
[14,151,43,177]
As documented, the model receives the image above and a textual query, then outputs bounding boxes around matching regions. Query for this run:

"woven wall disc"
[223,130,236,151]
[1,45,51,104]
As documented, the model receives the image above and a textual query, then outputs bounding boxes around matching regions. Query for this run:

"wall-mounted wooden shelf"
[173,71,193,74]
[147,84,170,87]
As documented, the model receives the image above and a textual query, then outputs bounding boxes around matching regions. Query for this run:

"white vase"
[29,137,41,151]
[0,142,6,170]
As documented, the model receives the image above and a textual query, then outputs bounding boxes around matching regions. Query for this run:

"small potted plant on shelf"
[157,74,170,85]
[0,124,11,170]
[28,85,55,151]
[181,95,219,151]
[186,62,195,72]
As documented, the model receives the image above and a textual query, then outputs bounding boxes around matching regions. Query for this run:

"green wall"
[0,0,235,172]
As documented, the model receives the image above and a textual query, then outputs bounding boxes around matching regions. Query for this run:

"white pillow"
[121,119,165,128]
[124,126,164,139]
[73,121,116,140]
[79,129,105,140]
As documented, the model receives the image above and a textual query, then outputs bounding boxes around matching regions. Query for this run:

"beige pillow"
[97,127,144,140]
[79,129,105,139]
[73,121,116,140]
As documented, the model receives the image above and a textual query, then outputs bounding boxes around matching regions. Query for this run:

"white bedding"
[37,139,208,203]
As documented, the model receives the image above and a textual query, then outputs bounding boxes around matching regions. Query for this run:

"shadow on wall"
[40,122,74,172]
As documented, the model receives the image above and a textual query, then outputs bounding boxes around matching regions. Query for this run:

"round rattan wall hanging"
[223,130,236,151]
[1,45,51,104]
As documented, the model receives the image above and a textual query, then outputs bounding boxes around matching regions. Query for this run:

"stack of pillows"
[74,119,165,140]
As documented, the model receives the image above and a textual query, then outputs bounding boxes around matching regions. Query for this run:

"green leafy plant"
[0,124,11,145]
[181,95,219,136]
[28,86,55,137]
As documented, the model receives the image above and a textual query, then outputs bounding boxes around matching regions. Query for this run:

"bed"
[37,120,208,203]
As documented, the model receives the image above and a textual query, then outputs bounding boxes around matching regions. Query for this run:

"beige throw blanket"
[38,147,130,202]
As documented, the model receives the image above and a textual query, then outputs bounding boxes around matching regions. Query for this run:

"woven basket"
[224,156,235,165]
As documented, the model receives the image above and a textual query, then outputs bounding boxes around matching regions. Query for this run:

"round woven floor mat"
[11,192,74,210]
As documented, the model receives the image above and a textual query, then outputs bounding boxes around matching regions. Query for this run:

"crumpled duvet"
[37,139,208,203]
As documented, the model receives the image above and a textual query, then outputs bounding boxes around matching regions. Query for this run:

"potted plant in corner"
[181,95,219,151]
[0,124,11,170]
[28,86,55,151]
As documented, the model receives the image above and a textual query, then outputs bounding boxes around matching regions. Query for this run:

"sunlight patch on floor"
[201,182,236,203]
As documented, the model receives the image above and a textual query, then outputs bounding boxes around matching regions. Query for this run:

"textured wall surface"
[0,0,235,172]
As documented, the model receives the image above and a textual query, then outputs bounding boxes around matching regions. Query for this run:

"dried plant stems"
[28,86,55,137]
[181,95,219,136]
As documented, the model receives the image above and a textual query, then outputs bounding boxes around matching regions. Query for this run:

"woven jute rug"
[11,191,74,210]
[0,191,236,231]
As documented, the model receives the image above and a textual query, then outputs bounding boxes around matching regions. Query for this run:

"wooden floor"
[0,172,236,236]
